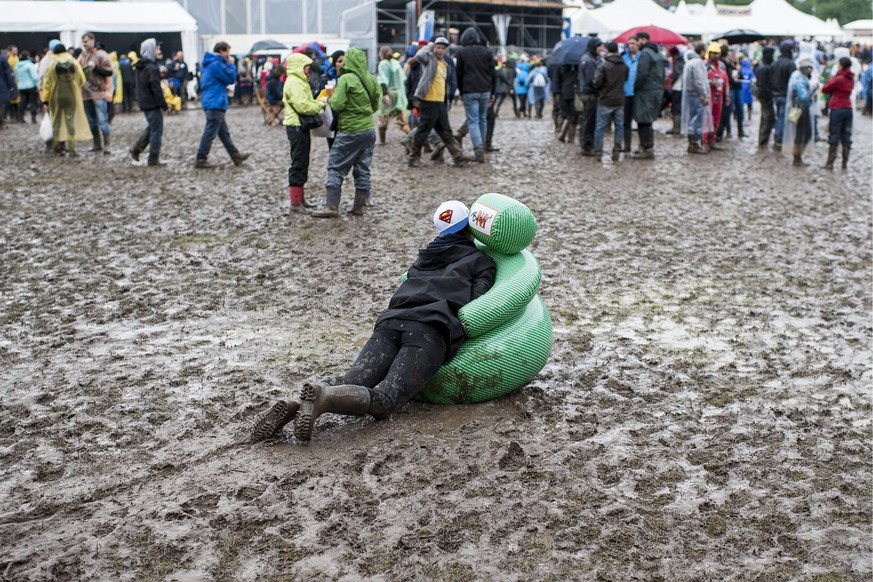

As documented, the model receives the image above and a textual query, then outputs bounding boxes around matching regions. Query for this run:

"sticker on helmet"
[468,203,497,237]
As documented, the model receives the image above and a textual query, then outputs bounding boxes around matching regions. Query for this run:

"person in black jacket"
[592,42,629,161]
[755,46,776,148]
[455,27,496,162]
[556,62,579,143]
[119,52,135,113]
[770,41,796,152]
[252,200,497,442]
[129,38,167,166]
[577,37,603,155]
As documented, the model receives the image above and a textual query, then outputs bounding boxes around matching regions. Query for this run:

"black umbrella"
[249,39,288,53]
[549,36,590,66]
[714,29,765,44]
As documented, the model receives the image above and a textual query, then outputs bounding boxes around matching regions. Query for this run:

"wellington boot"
[430,142,446,161]
[841,145,849,169]
[630,148,654,160]
[474,148,486,163]
[102,135,110,155]
[293,382,372,441]
[611,148,621,162]
[129,146,142,162]
[289,186,305,213]
[89,135,102,152]
[445,138,469,167]
[230,151,250,166]
[350,189,368,216]
[194,157,212,169]
[792,155,807,167]
[251,400,300,442]
[310,204,339,218]
[378,126,387,145]
[823,144,837,170]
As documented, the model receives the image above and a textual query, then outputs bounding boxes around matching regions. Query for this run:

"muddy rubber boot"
[89,134,102,152]
[474,148,486,163]
[455,122,468,150]
[401,130,415,155]
[823,144,837,170]
[251,400,300,443]
[293,382,372,442]
[623,133,631,153]
[378,126,387,145]
[430,139,446,161]
[841,145,849,169]
[792,146,807,167]
[688,141,709,155]
[445,138,469,167]
[310,186,341,218]
[289,186,305,213]
[350,189,367,216]
[195,157,212,169]
[102,134,111,155]
[611,148,621,162]
[129,145,142,162]
[66,142,77,157]
[230,151,250,166]
[631,148,654,160]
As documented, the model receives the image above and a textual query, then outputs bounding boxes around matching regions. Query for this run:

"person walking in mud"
[251,200,496,442]
[41,43,92,156]
[77,32,113,153]
[194,41,250,168]
[128,39,167,166]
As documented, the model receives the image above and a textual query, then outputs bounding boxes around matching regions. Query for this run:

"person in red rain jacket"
[821,57,855,170]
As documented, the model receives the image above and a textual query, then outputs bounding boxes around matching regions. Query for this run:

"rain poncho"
[41,53,92,143]
[680,52,713,140]
[782,69,815,155]
[377,56,407,116]
[110,52,123,105]
[740,58,753,106]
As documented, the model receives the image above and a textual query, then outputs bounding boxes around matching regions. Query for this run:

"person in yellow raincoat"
[109,51,123,121]
[41,43,92,155]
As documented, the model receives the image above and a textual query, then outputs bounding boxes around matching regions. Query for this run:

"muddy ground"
[0,102,871,581]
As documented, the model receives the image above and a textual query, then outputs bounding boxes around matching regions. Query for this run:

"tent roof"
[842,19,873,31]
[570,0,701,37]
[747,0,840,37]
[0,0,198,33]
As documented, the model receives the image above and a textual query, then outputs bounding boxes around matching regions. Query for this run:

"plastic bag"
[787,106,802,124]
[310,105,334,138]
[39,114,53,142]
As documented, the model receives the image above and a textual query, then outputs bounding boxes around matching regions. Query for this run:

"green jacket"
[328,48,379,133]
[283,53,324,128]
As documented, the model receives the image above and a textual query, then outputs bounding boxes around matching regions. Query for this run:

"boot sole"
[293,382,320,441]
[251,400,299,442]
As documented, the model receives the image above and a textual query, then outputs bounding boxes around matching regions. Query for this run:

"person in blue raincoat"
[513,61,530,118]
[528,58,549,119]
[740,54,754,120]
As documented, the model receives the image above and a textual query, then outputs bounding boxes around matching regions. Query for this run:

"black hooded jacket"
[770,47,796,98]
[455,28,496,94]
[134,59,167,111]
[375,233,496,362]
[755,48,775,100]
[577,38,603,95]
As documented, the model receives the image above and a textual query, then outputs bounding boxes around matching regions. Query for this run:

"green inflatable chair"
[415,193,553,404]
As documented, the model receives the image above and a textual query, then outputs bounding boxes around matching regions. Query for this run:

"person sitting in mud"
[252,200,497,442]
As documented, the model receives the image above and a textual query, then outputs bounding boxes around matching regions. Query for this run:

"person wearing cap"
[769,41,796,152]
[704,42,728,151]
[755,46,776,148]
[783,57,815,167]
[629,31,666,159]
[251,201,497,442]
[406,37,468,167]
[591,41,628,161]
[576,37,603,156]
[128,38,168,166]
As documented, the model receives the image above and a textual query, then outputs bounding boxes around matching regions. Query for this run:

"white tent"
[746,0,841,37]
[570,0,702,38]
[0,0,199,68]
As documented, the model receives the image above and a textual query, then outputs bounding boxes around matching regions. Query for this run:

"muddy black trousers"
[285,125,311,187]
[336,321,447,418]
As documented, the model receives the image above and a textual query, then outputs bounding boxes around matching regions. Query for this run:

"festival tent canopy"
[674,0,842,39]
[0,0,199,67]
[570,0,702,38]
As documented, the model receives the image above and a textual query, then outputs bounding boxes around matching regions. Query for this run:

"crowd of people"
[1,31,870,207]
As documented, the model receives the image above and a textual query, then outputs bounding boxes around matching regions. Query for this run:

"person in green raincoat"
[376,46,410,145]
[310,47,379,218]
[41,43,92,155]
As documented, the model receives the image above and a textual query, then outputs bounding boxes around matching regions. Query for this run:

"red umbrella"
[614,25,688,46]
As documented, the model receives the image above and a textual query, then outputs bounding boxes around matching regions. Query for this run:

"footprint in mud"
[498,441,527,470]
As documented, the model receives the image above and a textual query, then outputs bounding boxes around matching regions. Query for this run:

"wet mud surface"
[0,104,871,580]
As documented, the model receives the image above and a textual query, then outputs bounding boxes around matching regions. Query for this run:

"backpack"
[532,71,546,88]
